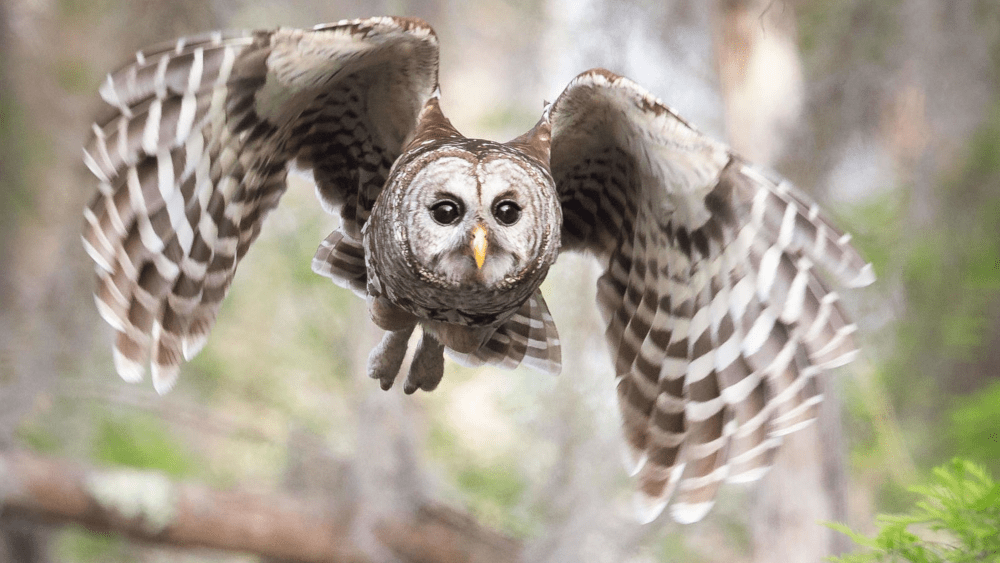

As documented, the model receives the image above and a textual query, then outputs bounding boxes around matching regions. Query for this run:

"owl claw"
[404,331,445,394]
[367,325,415,390]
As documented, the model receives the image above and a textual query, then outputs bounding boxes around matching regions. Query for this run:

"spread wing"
[82,17,439,392]
[548,69,874,523]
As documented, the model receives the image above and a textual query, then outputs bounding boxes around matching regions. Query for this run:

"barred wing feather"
[82,17,439,392]
[548,69,873,523]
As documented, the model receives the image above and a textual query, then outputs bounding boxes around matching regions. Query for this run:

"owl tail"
[446,290,562,375]
[312,228,367,297]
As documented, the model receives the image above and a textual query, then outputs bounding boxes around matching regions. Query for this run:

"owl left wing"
[83,17,439,392]
[547,69,874,523]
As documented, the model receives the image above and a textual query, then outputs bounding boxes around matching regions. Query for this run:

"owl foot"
[367,325,415,390]
[403,331,445,394]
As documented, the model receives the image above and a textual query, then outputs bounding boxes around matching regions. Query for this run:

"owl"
[81,16,874,523]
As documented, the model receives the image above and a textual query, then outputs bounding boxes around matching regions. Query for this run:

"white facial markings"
[468,157,524,284]
[410,156,478,206]
[400,150,555,290]
[403,155,482,285]
[478,158,525,210]
[477,158,540,252]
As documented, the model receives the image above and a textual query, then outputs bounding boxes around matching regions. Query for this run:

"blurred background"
[1,0,998,561]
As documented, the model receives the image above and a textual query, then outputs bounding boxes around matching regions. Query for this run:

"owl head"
[364,98,561,322]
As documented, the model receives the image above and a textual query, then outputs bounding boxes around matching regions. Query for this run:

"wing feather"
[83,17,439,390]
[548,68,873,522]
[446,291,562,375]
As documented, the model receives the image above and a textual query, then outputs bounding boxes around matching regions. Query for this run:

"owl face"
[399,149,560,291]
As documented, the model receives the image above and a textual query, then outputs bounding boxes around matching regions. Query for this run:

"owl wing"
[82,17,439,392]
[547,69,874,523]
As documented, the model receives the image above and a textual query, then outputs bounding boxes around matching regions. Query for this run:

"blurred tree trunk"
[1,4,51,559]
[714,0,804,164]
[713,1,849,561]
[0,517,50,563]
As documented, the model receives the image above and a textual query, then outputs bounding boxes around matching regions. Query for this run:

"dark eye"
[493,200,521,226]
[430,199,463,225]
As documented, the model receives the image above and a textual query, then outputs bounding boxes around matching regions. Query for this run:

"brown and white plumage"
[81,17,873,523]
[549,70,872,522]
[82,17,438,393]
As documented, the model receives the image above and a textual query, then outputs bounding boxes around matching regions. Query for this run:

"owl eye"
[493,200,522,226]
[430,199,463,225]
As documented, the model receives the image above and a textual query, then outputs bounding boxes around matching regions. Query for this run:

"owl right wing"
[82,17,439,393]
[547,69,874,523]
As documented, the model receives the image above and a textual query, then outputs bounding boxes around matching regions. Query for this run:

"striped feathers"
[83,17,439,392]
[312,228,367,297]
[82,22,872,527]
[83,31,270,393]
[548,69,873,523]
[446,290,562,375]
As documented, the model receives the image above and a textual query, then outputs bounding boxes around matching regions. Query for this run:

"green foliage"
[964,239,1000,291]
[798,0,901,66]
[0,86,35,220]
[54,526,129,563]
[948,381,1000,475]
[828,459,1000,563]
[16,422,62,454]
[876,476,919,516]
[456,464,527,523]
[656,530,710,563]
[858,95,1000,473]
[93,414,198,478]
[426,418,532,537]
[845,191,905,282]
[962,102,1000,185]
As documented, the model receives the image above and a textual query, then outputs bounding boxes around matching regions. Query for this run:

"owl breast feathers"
[81,16,874,523]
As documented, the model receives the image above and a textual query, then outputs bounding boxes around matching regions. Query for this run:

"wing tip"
[633,489,716,525]
[633,490,668,524]
[93,294,126,333]
[152,363,180,394]
[622,442,650,476]
[182,333,209,361]
[310,254,333,278]
[726,465,772,484]
[669,500,716,524]
[847,263,876,288]
[113,346,145,383]
[521,355,562,375]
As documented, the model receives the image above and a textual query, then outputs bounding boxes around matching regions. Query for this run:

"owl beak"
[471,224,488,270]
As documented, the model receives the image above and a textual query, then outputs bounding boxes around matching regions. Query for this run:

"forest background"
[1,0,999,561]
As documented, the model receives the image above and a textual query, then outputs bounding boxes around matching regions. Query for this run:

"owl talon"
[404,331,445,394]
[367,325,415,391]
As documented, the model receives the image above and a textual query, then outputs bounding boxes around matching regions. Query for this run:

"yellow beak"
[471,224,488,270]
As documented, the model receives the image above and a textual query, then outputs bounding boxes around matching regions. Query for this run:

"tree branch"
[0,450,522,563]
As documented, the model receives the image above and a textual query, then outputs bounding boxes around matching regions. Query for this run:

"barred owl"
[81,16,873,523]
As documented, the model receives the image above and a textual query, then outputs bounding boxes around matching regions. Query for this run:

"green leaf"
[826,521,882,550]
[828,459,1000,563]
[973,483,1000,511]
